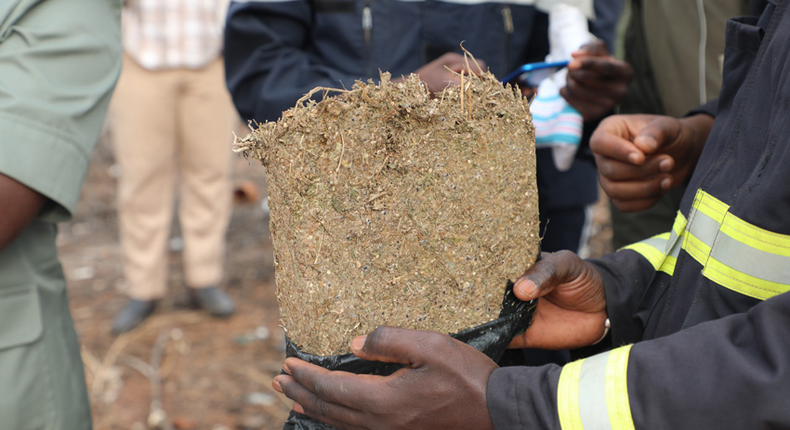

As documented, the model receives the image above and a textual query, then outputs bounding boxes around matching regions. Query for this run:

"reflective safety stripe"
[557,345,635,430]
[621,233,669,270]
[621,231,677,275]
[681,190,790,300]
[619,189,790,300]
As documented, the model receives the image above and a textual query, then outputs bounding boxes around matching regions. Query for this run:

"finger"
[610,196,662,213]
[275,373,366,430]
[514,302,609,350]
[466,59,487,74]
[566,66,630,94]
[573,57,634,81]
[590,132,646,165]
[443,56,487,75]
[513,250,584,301]
[633,117,682,154]
[599,174,669,202]
[509,300,605,349]
[353,326,450,367]
[563,77,628,110]
[444,60,468,74]
[572,39,608,57]
[284,358,388,411]
[561,93,615,122]
[596,155,673,181]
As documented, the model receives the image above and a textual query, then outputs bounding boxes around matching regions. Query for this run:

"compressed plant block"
[236,70,539,356]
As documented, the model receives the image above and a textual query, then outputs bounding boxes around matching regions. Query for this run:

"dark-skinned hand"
[394,52,487,96]
[0,173,45,252]
[561,39,633,122]
[509,250,608,350]
[590,113,714,212]
[272,326,497,430]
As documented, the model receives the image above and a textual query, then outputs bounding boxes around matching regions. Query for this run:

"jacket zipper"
[362,4,373,47]
[501,6,514,70]
[362,2,373,76]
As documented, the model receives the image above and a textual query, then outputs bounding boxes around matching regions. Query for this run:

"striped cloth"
[122,0,224,71]
[529,3,593,171]
[530,71,584,171]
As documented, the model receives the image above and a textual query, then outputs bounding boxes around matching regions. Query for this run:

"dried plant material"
[235,69,539,356]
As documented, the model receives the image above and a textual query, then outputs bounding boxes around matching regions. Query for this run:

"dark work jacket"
[488,1,790,428]
[224,0,608,216]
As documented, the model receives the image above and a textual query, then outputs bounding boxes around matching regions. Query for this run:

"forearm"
[676,112,715,179]
[0,174,45,251]
[488,291,790,430]
[588,248,657,345]
[626,292,790,429]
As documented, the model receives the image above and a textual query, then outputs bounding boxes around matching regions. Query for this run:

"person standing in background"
[223,0,627,259]
[607,0,746,249]
[0,0,121,428]
[111,0,237,334]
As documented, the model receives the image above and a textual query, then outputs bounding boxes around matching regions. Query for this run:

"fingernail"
[660,178,672,190]
[293,403,305,415]
[635,136,658,152]
[282,363,291,375]
[659,158,673,172]
[350,335,367,354]
[515,278,538,300]
[627,152,641,164]
[272,379,283,393]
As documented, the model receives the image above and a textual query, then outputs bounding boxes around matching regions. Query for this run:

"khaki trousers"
[111,54,234,300]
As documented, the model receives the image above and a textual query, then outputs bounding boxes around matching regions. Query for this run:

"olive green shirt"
[611,0,745,249]
[0,1,121,429]
[617,0,745,117]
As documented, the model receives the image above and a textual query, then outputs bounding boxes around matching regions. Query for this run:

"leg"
[111,55,179,332]
[176,58,235,315]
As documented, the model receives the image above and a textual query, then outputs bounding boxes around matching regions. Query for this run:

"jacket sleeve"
[588,241,666,345]
[487,290,790,430]
[224,0,366,122]
[686,98,718,118]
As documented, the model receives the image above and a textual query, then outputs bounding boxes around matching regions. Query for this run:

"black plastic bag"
[279,279,536,430]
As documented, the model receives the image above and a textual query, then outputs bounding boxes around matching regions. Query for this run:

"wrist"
[591,317,611,345]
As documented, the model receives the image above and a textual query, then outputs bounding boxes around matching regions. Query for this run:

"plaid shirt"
[122,0,224,71]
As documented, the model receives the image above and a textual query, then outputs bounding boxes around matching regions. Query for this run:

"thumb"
[512,250,584,301]
[633,117,681,154]
[350,326,434,367]
[572,39,607,57]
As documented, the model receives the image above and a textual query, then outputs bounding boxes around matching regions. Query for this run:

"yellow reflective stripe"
[683,230,711,266]
[665,212,686,254]
[606,345,635,430]
[680,189,790,300]
[694,191,728,224]
[621,233,671,271]
[621,243,663,271]
[703,257,790,301]
[658,254,677,276]
[558,359,585,430]
[721,214,790,258]
[557,346,636,430]
[671,211,687,237]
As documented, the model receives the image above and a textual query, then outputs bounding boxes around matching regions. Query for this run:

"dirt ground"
[57,128,612,430]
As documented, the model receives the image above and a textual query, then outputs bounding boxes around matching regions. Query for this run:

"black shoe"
[111,299,156,334]
[190,286,235,318]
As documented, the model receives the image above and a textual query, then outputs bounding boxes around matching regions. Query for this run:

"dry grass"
[237,69,540,356]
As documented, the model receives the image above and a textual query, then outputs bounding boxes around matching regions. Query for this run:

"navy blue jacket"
[224,0,616,239]
[489,2,790,428]
[224,0,554,123]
